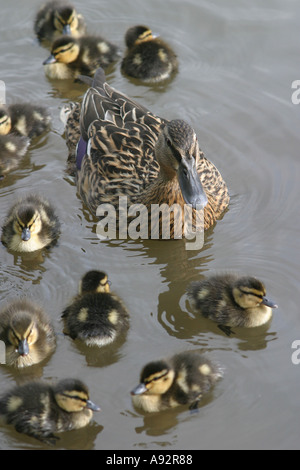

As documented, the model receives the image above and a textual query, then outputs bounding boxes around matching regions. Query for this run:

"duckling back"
[121,25,178,83]
[3,104,51,140]
[62,271,129,347]
[0,299,56,368]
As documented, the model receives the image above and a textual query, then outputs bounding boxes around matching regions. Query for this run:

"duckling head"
[12,204,43,244]
[79,270,111,295]
[125,25,154,48]
[54,379,100,413]
[131,360,175,396]
[232,277,278,310]
[8,312,38,357]
[43,36,80,65]
[155,120,208,210]
[0,108,12,135]
[53,6,80,35]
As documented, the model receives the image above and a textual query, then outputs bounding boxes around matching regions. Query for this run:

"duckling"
[43,35,120,80]
[121,25,178,83]
[1,194,60,253]
[0,378,100,445]
[0,299,56,368]
[187,274,278,336]
[0,134,30,178]
[131,351,222,413]
[62,270,129,346]
[34,0,86,43]
[0,104,51,140]
[62,68,229,238]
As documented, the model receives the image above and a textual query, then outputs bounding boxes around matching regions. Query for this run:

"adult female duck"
[63,68,229,238]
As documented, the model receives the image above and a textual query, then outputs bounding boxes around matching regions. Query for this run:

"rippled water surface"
[0,0,299,450]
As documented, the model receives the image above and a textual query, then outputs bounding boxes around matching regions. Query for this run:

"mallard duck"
[43,35,120,80]
[131,351,222,413]
[62,270,129,346]
[34,0,86,43]
[0,378,100,445]
[121,25,178,83]
[0,299,56,368]
[1,194,60,253]
[0,134,30,178]
[0,104,51,140]
[187,274,278,336]
[62,68,229,238]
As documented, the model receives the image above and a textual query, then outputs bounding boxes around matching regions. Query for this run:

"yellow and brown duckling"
[187,274,278,336]
[62,68,229,238]
[62,270,129,346]
[1,194,60,253]
[34,0,86,44]
[0,378,100,445]
[0,134,29,178]
[0,299,56,368]
[131,351,222,413]
[43,35,120,80]
[121,25,178,83]
[0,104,51,140]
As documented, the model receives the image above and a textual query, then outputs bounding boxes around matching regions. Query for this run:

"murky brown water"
[0,0,300,450]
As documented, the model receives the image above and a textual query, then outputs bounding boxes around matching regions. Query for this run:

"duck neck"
[138,170,184,208]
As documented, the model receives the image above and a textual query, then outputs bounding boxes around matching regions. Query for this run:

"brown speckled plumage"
[63,68,229,237]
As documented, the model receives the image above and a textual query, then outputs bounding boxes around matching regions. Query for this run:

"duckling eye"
[166,138,172,148]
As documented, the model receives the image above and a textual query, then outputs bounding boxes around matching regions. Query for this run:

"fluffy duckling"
[43,35,120,80]
[62,270,129,346]
[0,104,51,140]
[0,299,56,368]
[121,25,178,83]
[1,194,60,253]
[0,134,29,178]
[34,0,86,43]
[0,378,100,445]
[187,274,278,336]
[131,351,222,413]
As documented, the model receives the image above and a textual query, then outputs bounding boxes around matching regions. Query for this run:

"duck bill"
[86,399,101,412]
[131,383,148,396]
[43,54,57,65]
[21,227,31,241]
[18,338,29,356]
[262,296,278,309]
[63,24,71,35]
[177,159,208,210]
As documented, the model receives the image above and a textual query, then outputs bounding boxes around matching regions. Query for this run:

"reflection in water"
[0,419,103,450]
[64,331,129,368]
[133,387,219,438]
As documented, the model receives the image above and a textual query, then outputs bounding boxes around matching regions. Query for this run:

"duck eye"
[166,138,172,148]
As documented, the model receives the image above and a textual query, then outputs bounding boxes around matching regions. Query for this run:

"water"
[0,0,299,450]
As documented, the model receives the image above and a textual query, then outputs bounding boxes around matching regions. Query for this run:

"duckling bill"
[131,351,222,413]
[62,270,129,347]
[1,194,60,253]
[0,378,100,445]
[0,299,56,368]
[187,274,278,336]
